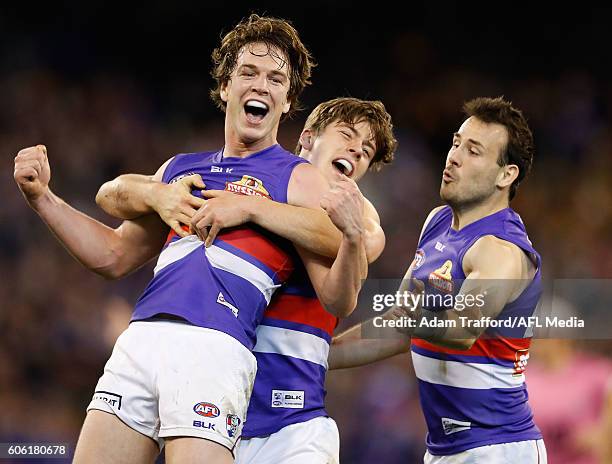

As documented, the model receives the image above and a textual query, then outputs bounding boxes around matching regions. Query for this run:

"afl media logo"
[193,402,220,418]
[412,249,426,270]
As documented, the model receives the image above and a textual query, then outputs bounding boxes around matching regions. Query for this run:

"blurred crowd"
[2,14,612,463]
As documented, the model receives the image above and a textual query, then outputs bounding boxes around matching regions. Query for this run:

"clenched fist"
[14,145,51,206]
[320,172,365,239]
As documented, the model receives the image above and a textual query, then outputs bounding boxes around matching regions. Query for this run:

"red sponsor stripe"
[164,225,190,245]
[218,228,294,281]
[412,337,531,361]
[265,294,338,336]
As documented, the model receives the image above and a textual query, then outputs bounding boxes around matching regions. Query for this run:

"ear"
[282,99,291,114]
[299,129,314,151]
[220,81,230,103]
[497,164,519,189]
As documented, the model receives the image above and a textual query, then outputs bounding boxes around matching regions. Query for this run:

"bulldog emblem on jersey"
[428,260,454,293]
[226,414,241,438]
[225,175,271,198]
[411,249,426,270]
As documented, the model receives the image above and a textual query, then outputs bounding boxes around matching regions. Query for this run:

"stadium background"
[1,3,611,463]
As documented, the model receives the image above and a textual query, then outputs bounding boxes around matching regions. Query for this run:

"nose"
[251,74,269,95]
[347,142,363,161]
[447,146,461,167]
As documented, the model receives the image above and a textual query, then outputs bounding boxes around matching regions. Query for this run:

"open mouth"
[244,100,269,124]
[332,158,354,177]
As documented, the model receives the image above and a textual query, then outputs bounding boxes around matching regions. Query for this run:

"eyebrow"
[453,132,485,149]
[341,123,376,151]
[239,64,287,78]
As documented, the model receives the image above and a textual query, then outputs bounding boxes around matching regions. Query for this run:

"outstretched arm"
[14,145,168,279]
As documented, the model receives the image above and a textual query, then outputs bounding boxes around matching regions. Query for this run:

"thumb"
[183,174,206,189]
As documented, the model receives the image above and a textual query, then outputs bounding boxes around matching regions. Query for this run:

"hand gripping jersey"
[132,145,308,350]
[410,206,543,455]
[242,260,338,438]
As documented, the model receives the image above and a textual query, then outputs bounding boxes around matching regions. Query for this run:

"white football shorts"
[424,439,547,464]
[235,416,339,464]
[87,320,257,452]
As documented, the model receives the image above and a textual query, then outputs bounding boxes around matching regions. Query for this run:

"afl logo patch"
[193,402,220,418]
[412,249,426,270]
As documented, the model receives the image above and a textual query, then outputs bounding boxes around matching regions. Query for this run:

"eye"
[363,147,372,158]
[469,148,479,155]
[340,131,351,139]
[452,140,460,148]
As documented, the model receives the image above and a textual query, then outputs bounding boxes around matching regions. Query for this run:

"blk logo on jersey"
[225,175,271,198]
[193,402,220,418]
[271,389,305,409]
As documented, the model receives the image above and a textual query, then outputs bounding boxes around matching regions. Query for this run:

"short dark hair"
[210,14,315,117]
[296,97,397,171]
[463,96,534,201]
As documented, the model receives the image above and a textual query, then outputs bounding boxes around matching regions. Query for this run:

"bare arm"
[96,159,207,237]
[328,206,443,368]
[288,164,367,318]
[402,235,532,350]
[328,267,413,370]
[14,145,168,279]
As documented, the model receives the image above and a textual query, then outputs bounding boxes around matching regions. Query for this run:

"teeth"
[334,159,353,175]
[245,100,268,111]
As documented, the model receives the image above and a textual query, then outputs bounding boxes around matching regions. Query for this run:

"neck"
[450,194,509,230]
[223,118,278,158]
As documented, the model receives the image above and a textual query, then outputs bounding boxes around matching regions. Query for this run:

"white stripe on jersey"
[154,235,203,275]
[411,351,525,389]
[154,236,280,303]
[206,245,280,304]
[253,325,329,369]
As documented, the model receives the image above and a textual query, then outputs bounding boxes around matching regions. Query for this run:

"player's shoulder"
[418,205,449,241]
[363,197,380,223]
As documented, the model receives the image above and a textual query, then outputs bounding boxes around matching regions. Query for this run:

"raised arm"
[14,145,169,279]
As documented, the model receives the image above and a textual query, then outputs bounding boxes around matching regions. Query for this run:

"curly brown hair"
[295,97,397,171]
[210,14,315,117]
[463,96,535,201]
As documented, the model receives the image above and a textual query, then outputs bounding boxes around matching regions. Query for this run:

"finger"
[201,190,226,199]
[182,174,206,190]
[189,196,207,209]
[205,223,222,248]
[194,218,211,243]
[36,144,47,156]
[16,159,43,174]
[15,166,39,182]
[17,146,39,157]
[168,220,188,238]
[190,174,206,189]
